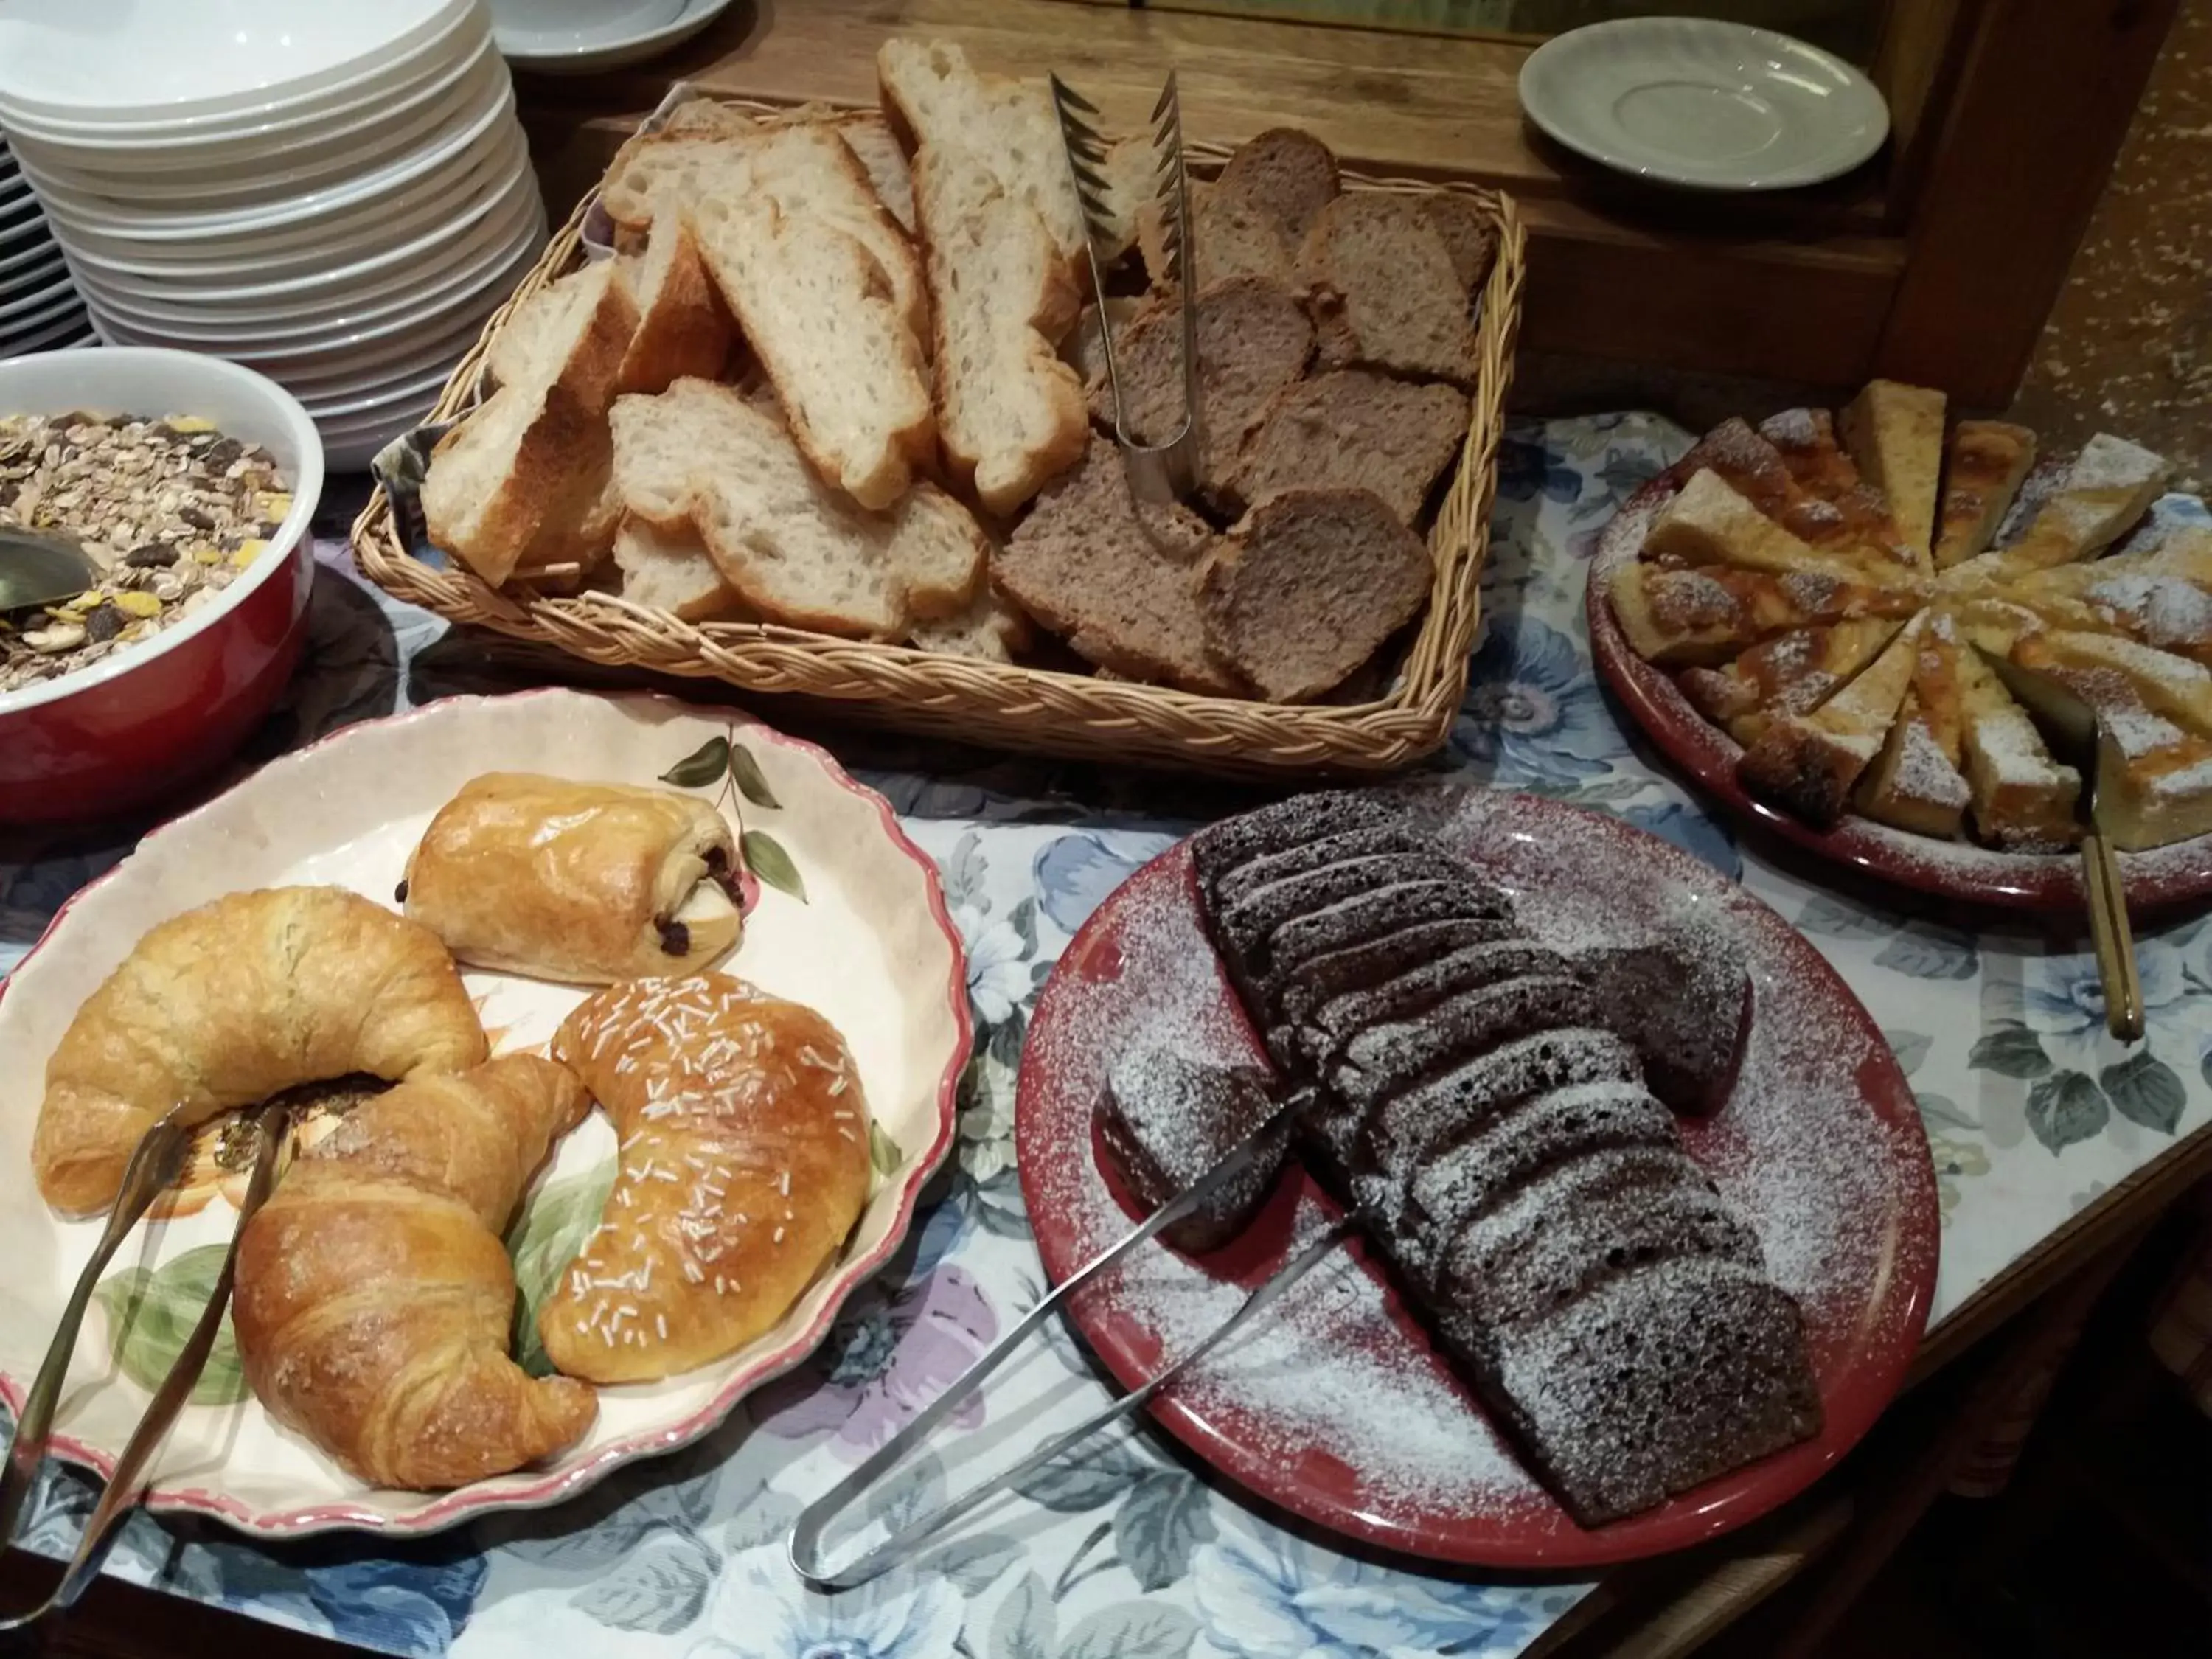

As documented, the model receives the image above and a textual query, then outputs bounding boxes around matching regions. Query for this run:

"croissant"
[402,773,744,984]
[232,1055,598,1489]
[542,973,872,1384]
[34,886,487,1217]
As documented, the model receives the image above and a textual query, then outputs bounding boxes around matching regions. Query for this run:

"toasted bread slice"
[686,135,934,509]
[611,209,734,395]
[1611,560,1922,667]
[1956,434,2174,580]
[1952,634,2082,852]
[1738,615,1926,825]
[422,260,637,587]
[1679,616,1908,743]
[1933,420,2037,570]
[1840,380,1946,571]
[1644,470,1929,590]
[612,515,745,622]
[1854,623,1971,838]
[611,379,989,637]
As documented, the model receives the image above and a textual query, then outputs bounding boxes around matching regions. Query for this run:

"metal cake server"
[789,1092,1344,1592]
[1049,70,1201,503]
[1978,646,2144,1041]
[0,1101,291,1632]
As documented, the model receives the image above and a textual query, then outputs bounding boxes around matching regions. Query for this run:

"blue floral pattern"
[8,435,2212,1659]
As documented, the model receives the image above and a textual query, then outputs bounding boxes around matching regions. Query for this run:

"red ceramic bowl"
[0,347,323,824]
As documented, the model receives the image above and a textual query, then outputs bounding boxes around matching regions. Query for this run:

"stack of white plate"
[0,0,546,468]
[0,136,94,356]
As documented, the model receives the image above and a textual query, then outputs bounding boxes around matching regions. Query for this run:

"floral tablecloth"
[5,414,2211,1659]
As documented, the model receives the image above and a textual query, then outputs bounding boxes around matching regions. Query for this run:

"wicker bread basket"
[353,97,1526,776]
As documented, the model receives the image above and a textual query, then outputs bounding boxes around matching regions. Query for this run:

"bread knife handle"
[2083,832,2144,1041]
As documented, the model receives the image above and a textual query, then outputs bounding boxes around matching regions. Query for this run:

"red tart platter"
[1587,474,2212,914]
[1015,790,1939,1570]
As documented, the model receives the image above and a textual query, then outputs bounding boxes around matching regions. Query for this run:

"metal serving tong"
[1978,647,2145,1041]
[789,1096,1354,1591]
[0,1102,290,1631]
[1048,71,1201,503]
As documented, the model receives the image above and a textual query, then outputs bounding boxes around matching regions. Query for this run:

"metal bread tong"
[0,1101,291,1631]
[789,1096,1352,1591]
[1977,647,2145,1040]
[1049,70,1201,503]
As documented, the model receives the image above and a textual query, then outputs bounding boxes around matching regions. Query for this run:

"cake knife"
[789,1088,1346,1591]
[1976,647,2144,1041]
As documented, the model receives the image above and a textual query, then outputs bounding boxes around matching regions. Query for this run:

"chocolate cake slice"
[1101,1048,1290,1252]
[1180,788,1825,1529]
[1564,918,1752,1116]
[1479,1259,1823,1527]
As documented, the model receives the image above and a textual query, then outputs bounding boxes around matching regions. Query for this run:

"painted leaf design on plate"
[1113,1470,1216,1592]
[507,1158,616,1379]
[1968,1022,2052,1079]
[868,1119,904,1181]
[660,735,730,789]
[742,830,806,902]
[92,1244,248,1407]
[729,744,780,809]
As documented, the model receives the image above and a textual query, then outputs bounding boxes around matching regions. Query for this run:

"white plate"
[9,35,504,207]
[0,11,487,159]
[0,0,469,125]
[0,689,969,1537]
[24,79,517,241]
[1518,18,1889,191]
[0,289,86,344]
[498,0,741,74]
[0,234,63,281]
[0,310,94,356]
[0,269,75,322]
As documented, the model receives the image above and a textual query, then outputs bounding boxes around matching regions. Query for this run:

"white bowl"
[22,78,517,243]
[296,362,456,423]
[0,0,468,127]
[0,13,487,164]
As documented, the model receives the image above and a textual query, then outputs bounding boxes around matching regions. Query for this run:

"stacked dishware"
[0,0,546,468]
[0,136,94,355]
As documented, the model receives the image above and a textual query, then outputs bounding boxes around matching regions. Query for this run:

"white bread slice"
[834,110,915,234]
[612,515,745,621]
[880,38,1091,515]
[686,126,934,512]
[1839,380,1946,571]
[486,277,587,392]
[611,380,988,637]
[423,260,637,586]
[612,209,733,394]
[910,584,1034,663]
[877,38,1087,260]
[905,146,1088,515]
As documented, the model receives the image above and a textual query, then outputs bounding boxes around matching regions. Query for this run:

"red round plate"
[1586,476,2212,913]
[1015,790,1939,1570]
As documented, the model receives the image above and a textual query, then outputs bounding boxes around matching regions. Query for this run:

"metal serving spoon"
[0,524,101,613]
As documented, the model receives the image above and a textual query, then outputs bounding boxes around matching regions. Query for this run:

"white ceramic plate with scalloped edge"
[0,689,968,1537]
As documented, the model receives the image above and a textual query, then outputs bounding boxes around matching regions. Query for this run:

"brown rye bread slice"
[1199,488,1433,703]
[1299,192,1480,389]
[1084,275,1313,493]
[992,434,1241,694]
[1230,369,1468,524]
[1217,128,1342,245]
